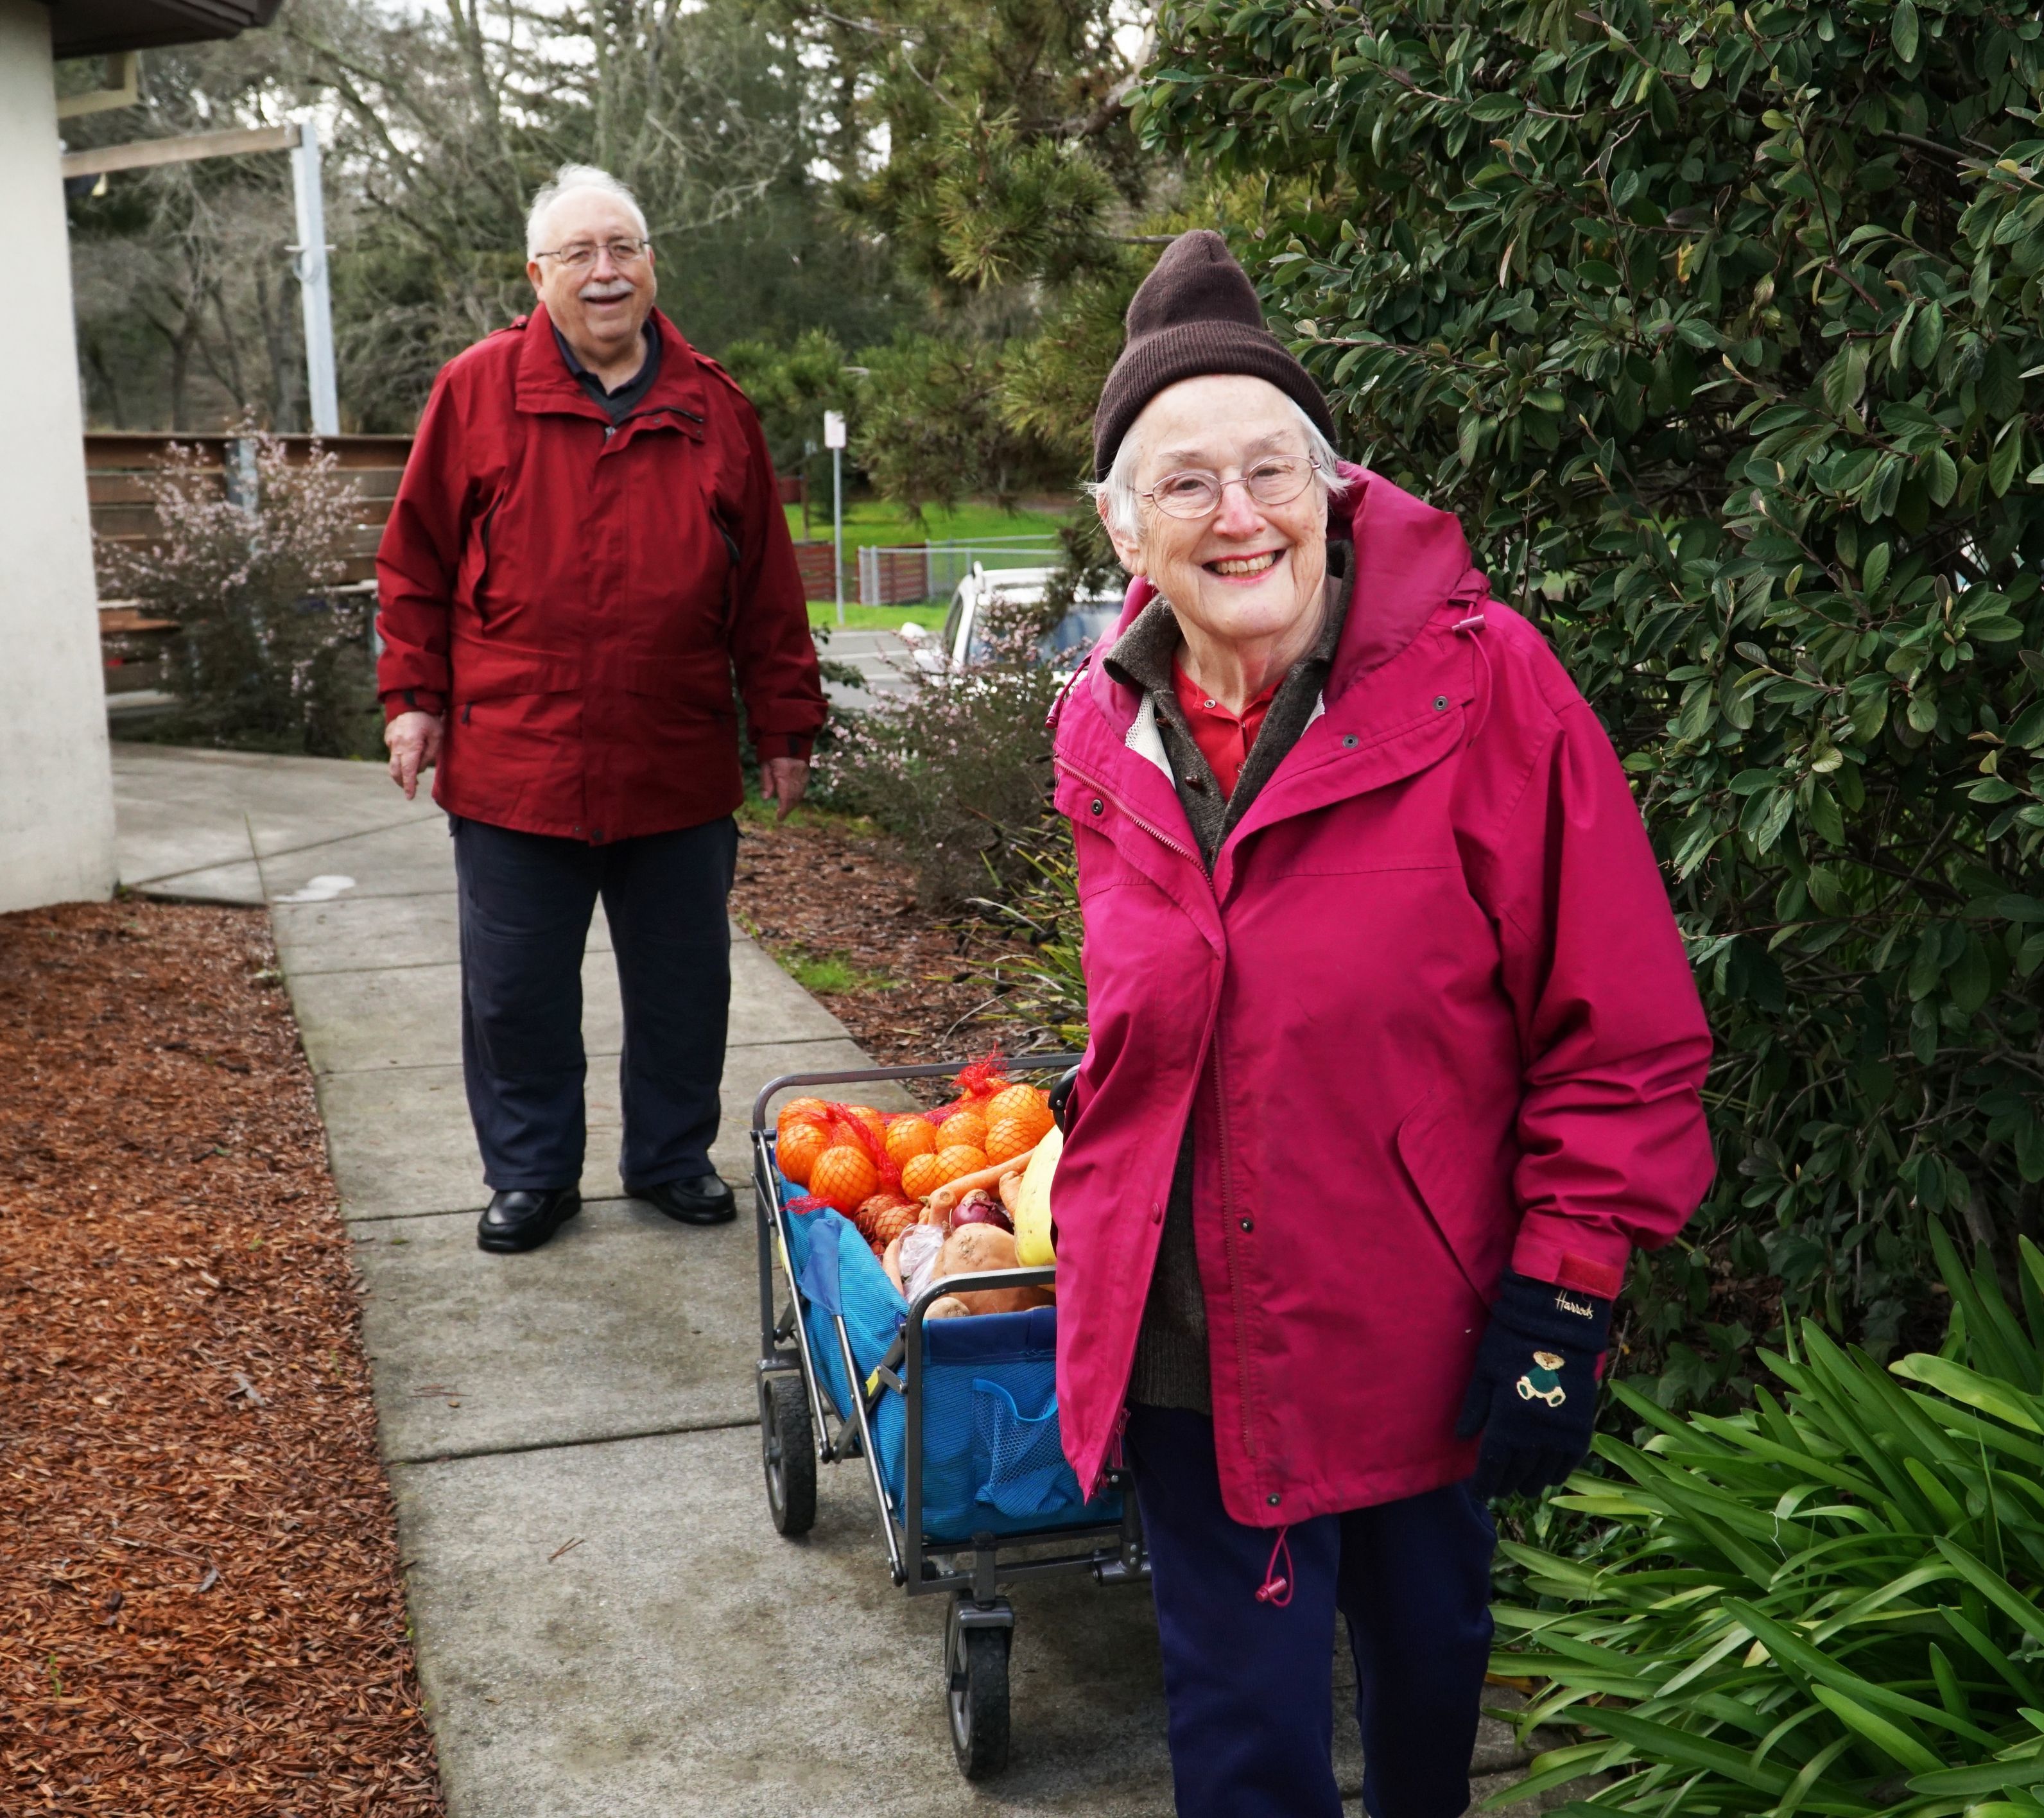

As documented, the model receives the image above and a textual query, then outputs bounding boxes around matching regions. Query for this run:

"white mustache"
[579,279,636,301]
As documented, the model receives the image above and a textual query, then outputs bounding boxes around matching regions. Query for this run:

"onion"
[949,1189,1012,1234]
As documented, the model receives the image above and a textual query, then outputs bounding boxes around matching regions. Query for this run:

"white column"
[0,0,117,912]
[290,117,340,435]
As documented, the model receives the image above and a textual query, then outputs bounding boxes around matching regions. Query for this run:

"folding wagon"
[750,1059,1149,1778]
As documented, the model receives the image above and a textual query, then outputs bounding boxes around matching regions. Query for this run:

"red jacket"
[1049,467,1714,1523]
[375,304,826,842]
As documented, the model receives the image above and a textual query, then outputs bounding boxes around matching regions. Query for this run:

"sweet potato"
[934,1223,1053,1315]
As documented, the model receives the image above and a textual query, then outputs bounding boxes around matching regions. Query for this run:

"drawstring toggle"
[1254,1525,1294,1607]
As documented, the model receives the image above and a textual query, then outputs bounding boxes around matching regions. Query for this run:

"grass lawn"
[784,494,1071,555]
[788,494,1077,618]
[810,602,949,631]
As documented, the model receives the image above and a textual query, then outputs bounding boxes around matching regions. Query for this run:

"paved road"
[110,741,1577,1818]
[816,622,930,712]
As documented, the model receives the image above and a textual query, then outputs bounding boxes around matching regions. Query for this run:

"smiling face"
[1102,374,1329,662]
[526,186,657,370]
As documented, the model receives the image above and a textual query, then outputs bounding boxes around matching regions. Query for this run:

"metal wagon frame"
[750,1059,1148,1778]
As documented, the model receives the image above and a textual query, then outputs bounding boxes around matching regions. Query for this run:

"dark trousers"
[450,814,738,1193]
[1125,1405,1495,1818]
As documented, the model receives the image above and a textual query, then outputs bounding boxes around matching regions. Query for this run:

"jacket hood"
[1086,464,1488,725]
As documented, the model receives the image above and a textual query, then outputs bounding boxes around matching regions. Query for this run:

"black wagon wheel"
[945,1597,1012,1779]
[760,1371,817,1536]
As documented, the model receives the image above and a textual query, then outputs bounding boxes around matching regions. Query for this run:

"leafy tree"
[719,328,858,498]
[292,0,908,428]
[60,0,908,433]
[62,37,313,429]
[767,0,1158,514]
[1137,0,2044,1390]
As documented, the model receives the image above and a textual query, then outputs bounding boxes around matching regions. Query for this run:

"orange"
[776,1096,829,1142]
[900,1152,945,1199]
[985,1083,1052,1133]
[776,1120,828,1186]
[845,1104,887,1141]
[984,1114,1044,1166]
[885,1116,938,1168]
[810,1145,879,1214]
[931,1143,987,1186]
[937,1110,987,1152]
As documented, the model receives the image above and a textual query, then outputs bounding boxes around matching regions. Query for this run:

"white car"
[901,564,1123,678]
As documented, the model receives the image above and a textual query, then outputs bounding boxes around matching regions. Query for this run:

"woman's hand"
[1455,1271,1611,1500]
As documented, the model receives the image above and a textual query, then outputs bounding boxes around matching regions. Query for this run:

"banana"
[1011,1123,1061,1266]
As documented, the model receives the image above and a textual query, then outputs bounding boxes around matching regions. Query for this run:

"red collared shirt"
[1171,661,1277,797]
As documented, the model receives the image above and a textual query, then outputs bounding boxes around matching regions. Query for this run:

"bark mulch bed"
[0,901,441,1816]
[730,804,1051,1092]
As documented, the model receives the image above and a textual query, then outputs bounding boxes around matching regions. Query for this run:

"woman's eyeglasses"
[534,239,652,271]
[1140,454,1321,521]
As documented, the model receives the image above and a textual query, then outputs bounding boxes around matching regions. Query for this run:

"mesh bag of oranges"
[773,1057,1057,1258]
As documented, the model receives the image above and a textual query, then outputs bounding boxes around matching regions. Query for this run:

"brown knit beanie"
[1091,229,1337,481]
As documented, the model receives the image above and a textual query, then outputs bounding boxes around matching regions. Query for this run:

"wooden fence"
[87,438,834,691]
[87,431,411,592]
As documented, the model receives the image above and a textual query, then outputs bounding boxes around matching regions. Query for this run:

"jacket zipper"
[1208,1041,1259,1464]
[1059,752,1250,1483]
[473,499,499,628]
[1053,758,1199,865]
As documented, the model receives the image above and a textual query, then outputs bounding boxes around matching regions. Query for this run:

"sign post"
[824,410,847,626]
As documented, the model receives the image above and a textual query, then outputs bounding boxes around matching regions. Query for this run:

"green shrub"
[818,601,1061,908]
[967,822,1089,1049]
[1137,0,2044,1381]
[1493,1225,2044,1815]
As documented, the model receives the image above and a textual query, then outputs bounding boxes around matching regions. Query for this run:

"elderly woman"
[1049,231,1714,1817]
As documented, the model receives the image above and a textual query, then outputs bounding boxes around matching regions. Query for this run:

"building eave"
[50,0,283,60]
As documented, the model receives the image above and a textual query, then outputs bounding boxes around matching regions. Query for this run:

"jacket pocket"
[1394,1084,1509,1306]
[447,635,580,702]
[619,652,737,720]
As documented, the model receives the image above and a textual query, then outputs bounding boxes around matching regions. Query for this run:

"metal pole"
[833,446,844,627]
[290,119,340,435]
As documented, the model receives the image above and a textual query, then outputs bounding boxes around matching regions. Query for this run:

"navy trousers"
[450,814,738,1193]
[1125,1405,1495,1818]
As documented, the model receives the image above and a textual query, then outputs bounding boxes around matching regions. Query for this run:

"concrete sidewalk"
[113,743,1565,1818]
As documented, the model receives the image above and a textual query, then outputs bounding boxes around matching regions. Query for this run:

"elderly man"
[376,164,826,1254]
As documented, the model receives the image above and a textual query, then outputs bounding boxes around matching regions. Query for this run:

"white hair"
[525,164,649,259]
[1087,392,1347,544]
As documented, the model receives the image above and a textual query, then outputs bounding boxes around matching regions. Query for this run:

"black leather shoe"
[476,1187,581,1253]
[632,1173,736,1226]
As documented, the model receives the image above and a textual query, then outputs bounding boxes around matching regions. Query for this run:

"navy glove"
[1455,1270,1611,1501]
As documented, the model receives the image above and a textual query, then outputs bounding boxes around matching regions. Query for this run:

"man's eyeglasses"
[1140,454,1321,520]
[533,238,652,271]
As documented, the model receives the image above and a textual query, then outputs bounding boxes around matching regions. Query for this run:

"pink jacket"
[1048,467,1714,1525]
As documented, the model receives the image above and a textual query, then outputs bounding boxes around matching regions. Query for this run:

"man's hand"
[759,756,810,822]
[385,711,444,801]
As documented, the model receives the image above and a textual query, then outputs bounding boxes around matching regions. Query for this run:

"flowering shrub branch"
[103,428,376,755]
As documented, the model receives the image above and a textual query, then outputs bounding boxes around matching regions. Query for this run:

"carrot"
[924,1139,1042,1215]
